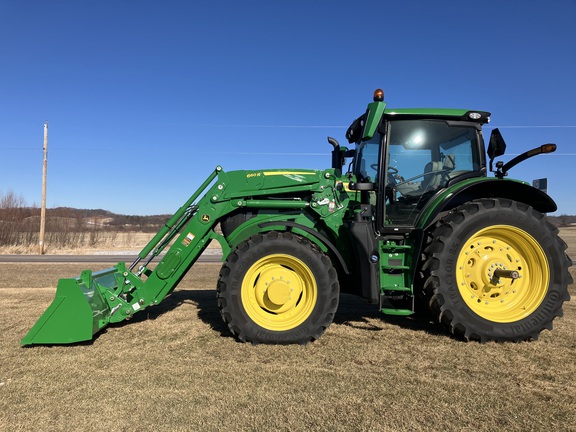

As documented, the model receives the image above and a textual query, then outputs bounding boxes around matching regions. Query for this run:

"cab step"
[379,239,414,316]
[380,308,414,316]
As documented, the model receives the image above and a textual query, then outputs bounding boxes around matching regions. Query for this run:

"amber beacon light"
[373,88,384,101]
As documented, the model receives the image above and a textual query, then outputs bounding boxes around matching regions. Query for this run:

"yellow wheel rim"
[241,254,317,331]
[457,225,549,323]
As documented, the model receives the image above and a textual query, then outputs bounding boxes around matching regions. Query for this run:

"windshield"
[385,119,481,225]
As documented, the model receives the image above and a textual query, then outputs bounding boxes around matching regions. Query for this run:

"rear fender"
[419,178,557,230]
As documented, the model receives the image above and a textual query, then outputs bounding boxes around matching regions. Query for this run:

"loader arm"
[22,166,344,345]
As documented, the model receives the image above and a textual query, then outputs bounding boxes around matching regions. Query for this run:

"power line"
[193,124,347,129]
[195,124,576,129]
[488,125,576,129]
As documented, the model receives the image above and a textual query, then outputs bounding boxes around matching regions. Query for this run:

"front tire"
[420,199,572,342]
[217,231,340,344]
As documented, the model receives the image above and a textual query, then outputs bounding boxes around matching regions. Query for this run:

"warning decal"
[182,232,195,247]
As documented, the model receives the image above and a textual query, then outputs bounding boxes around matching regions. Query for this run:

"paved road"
[0,254,222,263]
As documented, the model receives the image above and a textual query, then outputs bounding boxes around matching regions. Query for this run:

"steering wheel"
[370,164,399,173]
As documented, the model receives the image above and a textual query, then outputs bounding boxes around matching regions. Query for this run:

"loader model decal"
[263,171,314,183]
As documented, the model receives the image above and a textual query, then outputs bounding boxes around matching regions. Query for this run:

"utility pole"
[39,121,48,255]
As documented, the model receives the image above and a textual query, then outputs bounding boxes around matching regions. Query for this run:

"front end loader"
[22,89,572,346]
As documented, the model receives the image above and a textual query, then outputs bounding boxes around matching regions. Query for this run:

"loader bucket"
[21,268,121,346]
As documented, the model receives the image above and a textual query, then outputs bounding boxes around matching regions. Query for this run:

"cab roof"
[383,108,491,124]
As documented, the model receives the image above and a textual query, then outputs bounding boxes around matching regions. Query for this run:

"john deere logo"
[201,214,210,222]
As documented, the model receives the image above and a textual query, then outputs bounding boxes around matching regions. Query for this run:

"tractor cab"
[336,89,562,316]
[343,89,490,229]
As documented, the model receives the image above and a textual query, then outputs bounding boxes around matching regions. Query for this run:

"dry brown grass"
[0,232,154,255]
[0,231,223,255]
[0,232,575,431]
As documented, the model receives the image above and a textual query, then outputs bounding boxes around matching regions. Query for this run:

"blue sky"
[1,1,575,216]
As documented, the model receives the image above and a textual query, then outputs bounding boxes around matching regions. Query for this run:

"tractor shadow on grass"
[110,289,447,342]
[111,288,232,338]
[334,293,447,338]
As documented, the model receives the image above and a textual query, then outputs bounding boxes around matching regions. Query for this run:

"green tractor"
[22,89,572,346]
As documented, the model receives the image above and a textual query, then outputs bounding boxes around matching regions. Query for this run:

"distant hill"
[0,206,170,233]
[549,215,576,228]
[47,207,171,231]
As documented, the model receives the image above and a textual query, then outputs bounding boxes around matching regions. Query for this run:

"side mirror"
[487,128,506,160]
[487,128,506,174]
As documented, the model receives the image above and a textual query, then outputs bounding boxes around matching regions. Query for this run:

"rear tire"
[217,231,340,344]
[420,198,572,342]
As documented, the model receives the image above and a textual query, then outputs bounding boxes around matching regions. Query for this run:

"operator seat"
[399,154,455,197]
[422,154,455,190]
[421,161,444,191]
